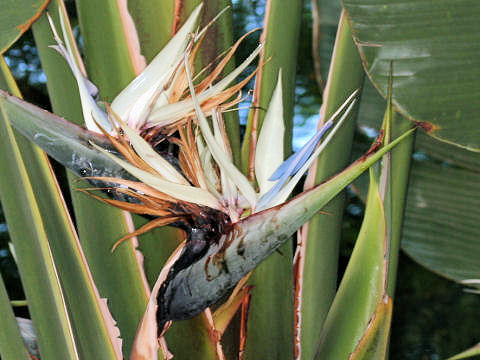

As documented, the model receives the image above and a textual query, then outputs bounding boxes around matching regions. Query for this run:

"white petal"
[212,110,238,209]
[92,143,220,209]
[120,124,189,185]
[255,71,284,196]
[111,4,203,127]
[148,45,263,126]
[184,55,257,208]
[56,8,111,133]
[262,96,358,210]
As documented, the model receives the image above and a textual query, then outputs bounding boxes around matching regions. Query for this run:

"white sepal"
[111,4,203,128]
[255,71,284,196]
[148,45,263,126]
[262,96,357,210]
[185,55,257,209]
[92,143,221,209]
[120,123,189,185]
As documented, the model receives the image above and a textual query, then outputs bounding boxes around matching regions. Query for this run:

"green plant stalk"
[0,58,78,360]
[1,58,123,360]
[385,113,414,295]
[298,11,364,360]
[315,163,388,359]
[127,0,175,63]
[32,3,151,356]
[0,273,30,360]
[239,1,303,358]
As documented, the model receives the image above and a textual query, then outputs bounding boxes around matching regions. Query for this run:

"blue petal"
[258,120,333,209]
[268,120,333,181]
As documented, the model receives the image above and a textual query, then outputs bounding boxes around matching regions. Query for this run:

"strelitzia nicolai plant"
[0,78,414,359]
[0,2,416,358]
[4,1,463,359]
[0,46,414,360]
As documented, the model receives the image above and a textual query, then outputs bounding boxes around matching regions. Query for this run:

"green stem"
[240,1,303,358]
[386,114,415,295]
[298,11,364,360]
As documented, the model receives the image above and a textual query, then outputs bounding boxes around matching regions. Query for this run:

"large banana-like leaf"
[402,161,480,281]
[344,0,480,150]
[0,0,49,54]
[357,80,480,284]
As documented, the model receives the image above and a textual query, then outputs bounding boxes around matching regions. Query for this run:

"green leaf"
[402,161,480,282]
[127,0,174,63]
[315,167,388,359]
[0,273,30,360]
[0,0,49,54]
[0,58,79,360]
[344,0,480,150]
[297,10,364,359]
[32,4,152,356]
[0,56,123,358]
